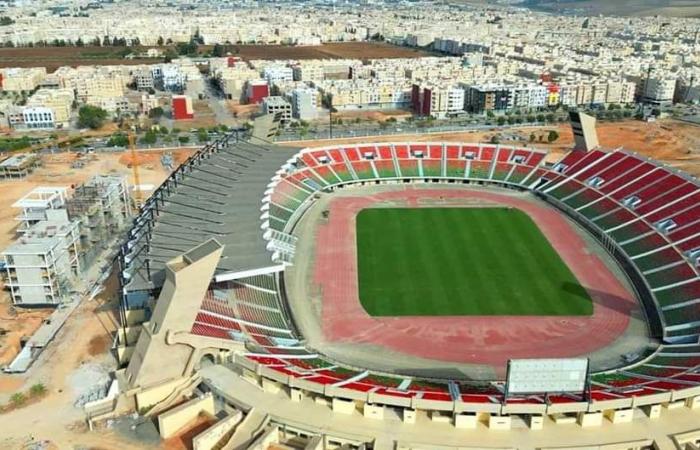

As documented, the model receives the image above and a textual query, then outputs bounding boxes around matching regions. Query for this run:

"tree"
[77,105,108,129]
[496,116,506,126]
[148,106,164,119]
[157,36,164,46]
[490,135,500,144]
[486,110,495,119]
[178,135,190,144]
[140,131,158,145]
[529,133,536,142]
[107,133,129,147]
[547,130,559,143]
[545,113,555,122]
[212,43,225,57]
[196,130,209,142]
[176,40,198,56]
[75,37,84,47]
[0,16,15,26]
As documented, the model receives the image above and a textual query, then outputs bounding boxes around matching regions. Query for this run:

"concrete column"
[643,404,661,419]
[332,398,355,415]
[488,415,512,430]
[363,403,384,420]
[289,388,302,403]
[430,411,451,423]
[403,409,416,424]
[314,396,329,408]
[686,396,700,410]
[577,411,603,428]
[261,378,281,394]
[527,415,544,430]
[604,409,633,424]
[665,400,685,410]
[455,413,478,429]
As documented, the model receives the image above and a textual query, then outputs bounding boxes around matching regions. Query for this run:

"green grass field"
[355,207,593,316]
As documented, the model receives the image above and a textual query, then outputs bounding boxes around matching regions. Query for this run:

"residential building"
[1,209,80,306]
[172,95,194,120]
[0,67,47,92]
[246,80,270,104]
[263,66,294,84]
[262,96,292,123]
[290,88,318,120]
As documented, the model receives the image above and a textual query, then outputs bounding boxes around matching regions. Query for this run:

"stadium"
[115,125,700,448]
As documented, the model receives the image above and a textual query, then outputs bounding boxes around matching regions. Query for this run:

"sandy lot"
[332,109,413,123]
[0,148,197,448]
[216,42,434,61]
[0,46,160,72]
[282,119,700,176]
[0,148,195,370]
[0,42,435,73]
[0,272,158,449]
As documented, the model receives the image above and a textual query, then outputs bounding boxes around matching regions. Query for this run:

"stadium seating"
[237,143,700,406]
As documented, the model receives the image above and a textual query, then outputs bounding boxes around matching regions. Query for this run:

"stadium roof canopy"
[123,138,300,294]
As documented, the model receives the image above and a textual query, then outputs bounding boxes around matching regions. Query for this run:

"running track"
[313,188,636,371]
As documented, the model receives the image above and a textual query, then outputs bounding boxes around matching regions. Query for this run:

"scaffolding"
[65,175,132,266]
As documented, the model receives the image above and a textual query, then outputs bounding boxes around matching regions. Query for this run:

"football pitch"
[355,207,594,316]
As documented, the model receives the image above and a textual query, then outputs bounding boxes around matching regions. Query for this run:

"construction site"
[0,118,700,449]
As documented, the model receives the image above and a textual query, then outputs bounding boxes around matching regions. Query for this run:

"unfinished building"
[0,153,41,179]
[12,186,69,233]
[66,175,132,266]
[1,209,81,305]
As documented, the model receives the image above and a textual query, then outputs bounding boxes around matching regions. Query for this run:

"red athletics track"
[313,187,637,371]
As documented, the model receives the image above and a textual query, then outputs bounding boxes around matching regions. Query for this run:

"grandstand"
[118,134,700,444]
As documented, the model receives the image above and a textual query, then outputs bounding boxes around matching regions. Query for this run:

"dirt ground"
[282,119,700,176]
[0,42,434,72]
[162,413,217,450]
[227,102,260,120]
[171,101,218,129]
[0,148,195,371]
[0,46,161,72]
[216,42,434,61]
[332,109,413,122]
[0,272,156,449]
[0,146,198,449]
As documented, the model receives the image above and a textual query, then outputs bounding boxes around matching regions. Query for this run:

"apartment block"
[21,88,74,128]
[290,88,318,120]
[1,209,80,306]
[263,96,292,123]
[0,67,47,92]
[412,83,465,117]
[263,66,294,84]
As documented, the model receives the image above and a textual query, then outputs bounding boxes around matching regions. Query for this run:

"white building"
[21,107,55,129]
[263,66,294,84]
[290,88,318,120]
